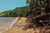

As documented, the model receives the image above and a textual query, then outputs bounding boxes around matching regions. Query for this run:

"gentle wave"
[0,18,18,33]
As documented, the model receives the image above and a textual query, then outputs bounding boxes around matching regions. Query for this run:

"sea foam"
[0,18,18,33]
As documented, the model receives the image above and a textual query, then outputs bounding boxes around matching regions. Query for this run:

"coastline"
[2,17,50,33]
[3,17,27,33]
[0,17,18,33]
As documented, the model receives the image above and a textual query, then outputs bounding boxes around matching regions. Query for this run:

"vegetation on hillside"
[0,6,30,17]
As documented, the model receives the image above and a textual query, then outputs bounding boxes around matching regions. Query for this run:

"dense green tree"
[26,0,50,13]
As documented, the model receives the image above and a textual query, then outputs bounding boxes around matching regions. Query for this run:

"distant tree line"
[0,6,30,17]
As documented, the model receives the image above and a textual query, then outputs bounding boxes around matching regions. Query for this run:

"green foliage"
[26,0,50,13]
[0,6,30,17]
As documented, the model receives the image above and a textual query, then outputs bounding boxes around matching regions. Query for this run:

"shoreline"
[0,17,19,33]
[2,17,50,33]
[3,17,27,33]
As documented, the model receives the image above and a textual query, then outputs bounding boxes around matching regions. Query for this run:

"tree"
[26,0,50,13]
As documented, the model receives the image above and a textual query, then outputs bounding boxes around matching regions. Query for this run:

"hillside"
[0,6,30,17]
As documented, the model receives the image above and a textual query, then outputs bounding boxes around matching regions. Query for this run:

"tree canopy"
[26,0,50,13]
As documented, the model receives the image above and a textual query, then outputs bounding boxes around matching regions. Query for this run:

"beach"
[3,17,50,33]
[3,17,35,33]
[3,17,28,33]
[0,17,18,33]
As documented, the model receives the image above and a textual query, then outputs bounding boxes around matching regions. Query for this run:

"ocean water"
[0,17,18,33]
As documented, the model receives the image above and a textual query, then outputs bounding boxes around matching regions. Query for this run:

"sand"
[3,17,50,33]
[3,17,29,33]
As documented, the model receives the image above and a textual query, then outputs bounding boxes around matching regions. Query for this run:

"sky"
[0,0,27,13]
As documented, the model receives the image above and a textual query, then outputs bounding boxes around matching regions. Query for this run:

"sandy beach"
[3,17,37,33]
[3,17,29,33]
[3,17,50,33]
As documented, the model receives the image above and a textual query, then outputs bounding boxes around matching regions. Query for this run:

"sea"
[0,17,18,33]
